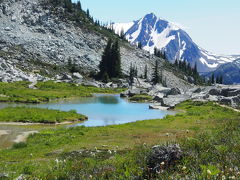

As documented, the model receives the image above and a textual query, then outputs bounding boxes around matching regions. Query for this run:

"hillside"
[0,0,193,90]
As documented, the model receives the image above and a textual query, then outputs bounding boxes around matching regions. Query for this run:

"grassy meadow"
[0,107,87,124]
[0,81,125,103]
[0,101,239,179]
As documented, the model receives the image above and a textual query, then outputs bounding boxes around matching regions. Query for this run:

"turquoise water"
[29,94,175,127]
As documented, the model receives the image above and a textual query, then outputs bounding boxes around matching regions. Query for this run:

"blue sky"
[79,0,240,55]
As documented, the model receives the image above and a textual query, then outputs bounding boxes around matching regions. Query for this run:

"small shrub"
[12,142,27,149]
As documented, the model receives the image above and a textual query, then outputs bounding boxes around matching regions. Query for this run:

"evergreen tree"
[174,59,179,68]
[216,76,219,84]
[152,60,160,85]
[219,75,223,84]
[98,39,122,80]
[129,63,135,86]
[98,39,112,79]
[144,65,148,79]
[120,29,125,40]
[76,0,81,10]
[110,40,121,78]
[211,73,215,85]
[86,9,90,17]
[64,0,72,13]
[137,42,142,49]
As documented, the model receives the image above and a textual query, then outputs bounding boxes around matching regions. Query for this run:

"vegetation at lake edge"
[0,81,125,103]
[129,94,153,102]
[0,101,239,179]
[0,107,86,123]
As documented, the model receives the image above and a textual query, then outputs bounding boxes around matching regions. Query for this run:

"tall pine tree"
[152,60,161,85]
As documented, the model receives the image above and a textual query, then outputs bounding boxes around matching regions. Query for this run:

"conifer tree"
[76,0,81,10]
[219,75,223,84]
[129,63,135,86]
[98,39,112,79]
[137,42,142,49]
[120,29,125,40]
[144,65,148,79]
[211,73,215,85]
[152,60,160,85]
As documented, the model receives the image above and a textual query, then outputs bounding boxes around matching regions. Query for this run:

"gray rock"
[72,72,83,79]
[82,80,99,88]
[61,74,72,80]
[167,87,181,96]
[149,104,170,110]
[147,144,182,174]
[161,94,191,108]
[153,93,165,102]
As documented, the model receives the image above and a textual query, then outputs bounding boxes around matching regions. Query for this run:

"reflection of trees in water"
[97,96,119,104]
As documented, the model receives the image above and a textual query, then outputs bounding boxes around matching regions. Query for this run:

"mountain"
[112,13,240,73]
[208,58,240,84]
[0,0,193,91]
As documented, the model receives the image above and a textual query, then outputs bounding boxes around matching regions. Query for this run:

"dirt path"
[0,121,76,126]
[0,130,10,137]
[13,131,38,143]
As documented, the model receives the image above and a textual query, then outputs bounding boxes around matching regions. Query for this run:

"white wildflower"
[207,169,212,175]
[182,166,187,171]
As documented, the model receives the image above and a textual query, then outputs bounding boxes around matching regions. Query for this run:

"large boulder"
[120,88,148,97]
[72,72,83,79]
[167,87,181,96]
[161,94,191,108]
[147,144,183,174]
[148,85,171,96]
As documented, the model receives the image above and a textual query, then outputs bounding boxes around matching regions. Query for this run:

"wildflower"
[230,176,236,179]
[108,150,112,154]
[222,175,226,180]
[166,133,169,137]
[30,153,33,157]
[55,159,59,164]
[160,162,165,166]
[89,175,92,178]
[182,166,187,171]
[207,169,212,175]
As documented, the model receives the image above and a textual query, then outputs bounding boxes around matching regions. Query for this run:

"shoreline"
[0,120,85,126]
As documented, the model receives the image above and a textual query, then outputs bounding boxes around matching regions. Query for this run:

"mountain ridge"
[112,13,240,73]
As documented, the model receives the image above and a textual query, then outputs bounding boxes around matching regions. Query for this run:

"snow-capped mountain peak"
[112,13,240,73]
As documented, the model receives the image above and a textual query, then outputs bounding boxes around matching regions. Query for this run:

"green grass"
[0,107,87,124]
[0,81,125,103]
[128,94,153,102]
[0,101,239,179]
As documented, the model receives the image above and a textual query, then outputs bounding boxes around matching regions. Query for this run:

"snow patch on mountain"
[110,22,134,35]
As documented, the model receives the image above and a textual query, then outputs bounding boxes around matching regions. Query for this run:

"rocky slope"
[0,0,193,91]
[112,13,240,73]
